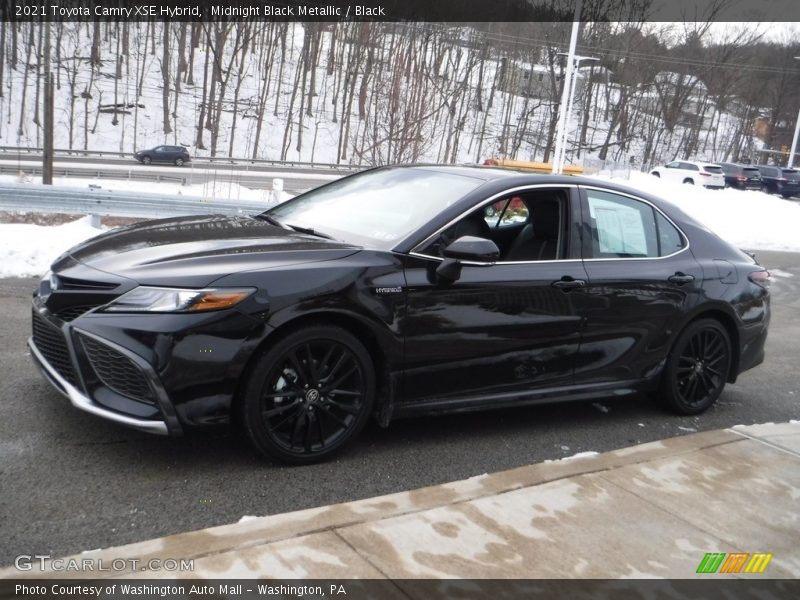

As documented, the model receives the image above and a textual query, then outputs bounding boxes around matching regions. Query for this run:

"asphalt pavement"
[1,250,798,567]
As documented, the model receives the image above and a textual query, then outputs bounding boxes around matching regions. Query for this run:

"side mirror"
[442,236,500,263]
[436,236,500,284]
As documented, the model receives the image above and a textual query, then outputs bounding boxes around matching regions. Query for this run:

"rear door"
[574,185,704,385]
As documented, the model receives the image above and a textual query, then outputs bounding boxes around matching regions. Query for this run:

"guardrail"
[0,146,361,172]
[0,182,274,219]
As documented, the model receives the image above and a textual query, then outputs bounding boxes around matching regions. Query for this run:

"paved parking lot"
[1,250,798,566]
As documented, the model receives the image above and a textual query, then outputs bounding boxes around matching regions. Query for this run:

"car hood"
[52,215,361,287]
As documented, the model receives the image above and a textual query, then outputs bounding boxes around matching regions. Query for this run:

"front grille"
[32,311,78,386]
[80,335,154,403]
[56,276,119,291]
[54,304,104,322]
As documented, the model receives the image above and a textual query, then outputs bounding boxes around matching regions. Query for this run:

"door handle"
[668,272,695,285]
[551,277,586,290]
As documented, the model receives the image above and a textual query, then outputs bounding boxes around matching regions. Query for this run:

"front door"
[400,185,589,405]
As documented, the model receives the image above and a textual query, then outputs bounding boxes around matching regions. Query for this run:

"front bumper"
[29,336,170,435]
[29,304,183,435]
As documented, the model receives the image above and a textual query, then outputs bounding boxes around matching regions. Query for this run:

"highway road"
[0,153,353,194]
[0,251,798,566]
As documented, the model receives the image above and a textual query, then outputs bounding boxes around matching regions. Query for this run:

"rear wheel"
[682,178,694,185]
[660,318,731,415]
[241,326,375,464]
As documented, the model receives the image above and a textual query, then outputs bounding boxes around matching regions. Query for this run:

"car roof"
[385,163,581,184]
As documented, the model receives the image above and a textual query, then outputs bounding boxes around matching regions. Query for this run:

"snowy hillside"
[1,21,794,170]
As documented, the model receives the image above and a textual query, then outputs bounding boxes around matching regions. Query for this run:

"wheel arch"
[674,306,741,383]
[232,309,395,424]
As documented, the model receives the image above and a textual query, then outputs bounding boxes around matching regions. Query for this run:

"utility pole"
[788,57,800,168]
[551,0,582,174]
[42,19,54,185]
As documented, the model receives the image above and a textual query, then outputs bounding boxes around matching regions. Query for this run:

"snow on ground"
[0,216,106,278]
[594,172,800,253]
[1,171,799,279]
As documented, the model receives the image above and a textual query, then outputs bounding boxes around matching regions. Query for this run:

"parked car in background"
[650,160,725,188]
[718,163,762,191]
[29,166,771,463]
[756,165,800,198]
[134,145,191,166]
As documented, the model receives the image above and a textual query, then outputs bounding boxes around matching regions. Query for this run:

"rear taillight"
[748,270,771,289]
[700,172,711,176]
[736,176,747,181]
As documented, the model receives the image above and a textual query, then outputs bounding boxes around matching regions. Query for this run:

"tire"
[142,156,152,165]
[651,172,660,178]
[240,325,375,464]
[682,178,694,185]
[781,194,792,199]
[175,158,184,167]
[660,318,731,415]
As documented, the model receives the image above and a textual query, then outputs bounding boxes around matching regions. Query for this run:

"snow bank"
[594,172,800,253]
[0,216,105,278]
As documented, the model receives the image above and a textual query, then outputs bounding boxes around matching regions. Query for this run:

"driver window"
[423,189,566,262]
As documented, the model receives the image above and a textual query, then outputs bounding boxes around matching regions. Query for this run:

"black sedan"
[718,163,762,191]
[134,145,191,166]
[29,166,771,463]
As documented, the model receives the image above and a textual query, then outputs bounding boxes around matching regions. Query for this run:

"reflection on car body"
[30,165,770,463]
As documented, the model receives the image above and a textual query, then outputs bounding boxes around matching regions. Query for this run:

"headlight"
[103,286,256,313]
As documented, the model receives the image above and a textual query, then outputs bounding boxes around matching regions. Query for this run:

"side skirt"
[392,379,655,420]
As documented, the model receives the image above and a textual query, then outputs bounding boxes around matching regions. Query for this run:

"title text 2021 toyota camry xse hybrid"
[29,166,770,463]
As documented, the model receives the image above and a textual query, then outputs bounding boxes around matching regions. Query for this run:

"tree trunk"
[161,23,172,135]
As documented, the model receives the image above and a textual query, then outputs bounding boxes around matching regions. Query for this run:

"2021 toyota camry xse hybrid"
[30,166,770,463]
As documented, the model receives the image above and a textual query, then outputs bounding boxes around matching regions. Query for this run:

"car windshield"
[265,168,485,249]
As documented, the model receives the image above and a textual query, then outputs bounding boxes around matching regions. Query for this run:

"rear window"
[719,164,737,174]
[703,166,723,174]
[742,168,760,177]
[781,169,799,181]
[759,167,779,177]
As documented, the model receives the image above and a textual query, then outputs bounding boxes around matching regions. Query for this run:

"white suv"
[650,160,725,188]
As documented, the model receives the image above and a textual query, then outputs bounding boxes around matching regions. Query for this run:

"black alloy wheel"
[661,319,731,415]
[241,325,375,464]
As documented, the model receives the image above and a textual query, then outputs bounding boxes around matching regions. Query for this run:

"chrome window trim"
[409,183,578,263]
[580,185,691,262]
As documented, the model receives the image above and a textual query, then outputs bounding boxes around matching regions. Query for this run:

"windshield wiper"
[253,213,286,228]
[284,223,335,240]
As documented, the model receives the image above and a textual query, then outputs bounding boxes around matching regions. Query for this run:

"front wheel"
[141,156,152,165]
[175,158,184,166]
[660,318,731,415]
[240,325,375,464]
[651,171,661,178]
